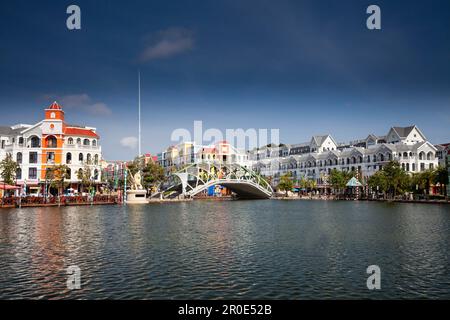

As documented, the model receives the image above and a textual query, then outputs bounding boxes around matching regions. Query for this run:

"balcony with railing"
[64,143,100,150]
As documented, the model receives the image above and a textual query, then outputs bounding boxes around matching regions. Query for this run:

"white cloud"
[40,93,112,116]
[139,27,194,62]
[120,136,138,149]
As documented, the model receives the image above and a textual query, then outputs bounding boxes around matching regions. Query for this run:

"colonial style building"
[0,102,102,195]
[249,125,439,187]
[157,140,248,171]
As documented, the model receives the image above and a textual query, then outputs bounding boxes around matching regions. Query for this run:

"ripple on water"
[0,201,449,299]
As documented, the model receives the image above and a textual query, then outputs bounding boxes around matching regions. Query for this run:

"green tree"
[329,169,350,194]
[277,172,294,196]
[410,169,435,196]
[433,166,448,196]
[0,154,18,185]
[368,170,388,196]
[77,165,92,193]
[48,165,70,196]
[382,161,410,197]
[142,161,165,192]
[306,178,317,190]
[368,161,410,198]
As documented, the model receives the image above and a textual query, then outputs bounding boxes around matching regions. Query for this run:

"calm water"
[0,200,449,299]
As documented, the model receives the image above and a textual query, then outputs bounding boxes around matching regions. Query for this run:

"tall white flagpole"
[138,70,141,157]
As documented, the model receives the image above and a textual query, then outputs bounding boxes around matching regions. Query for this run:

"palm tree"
[277,172,293,196]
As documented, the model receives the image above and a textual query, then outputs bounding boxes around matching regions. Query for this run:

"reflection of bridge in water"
[154,162,273,199]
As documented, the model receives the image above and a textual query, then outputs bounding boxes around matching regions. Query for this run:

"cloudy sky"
[0,0,449,160]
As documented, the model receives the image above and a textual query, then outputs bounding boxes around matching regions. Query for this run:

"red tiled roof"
[47,101,62,110]
[64,127,99,138]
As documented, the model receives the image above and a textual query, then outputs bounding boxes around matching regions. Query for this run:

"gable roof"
[311,135,329,146]
[0,125,34,136]
[392,126,416,138]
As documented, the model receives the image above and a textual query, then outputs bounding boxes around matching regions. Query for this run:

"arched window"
[78,168,83,180]
[79,153,84,162]
[92,139,97,147]
[68,137,74,145]
[388,153,392,160]
[30,136,40,148]
[427,152,433,160]
[94,154,99,165]
[16,168,22,180]
[46,136,57,148]
[406,163,410,171]
[403,152,408,158]
[359,156,363,163]
[373,155,377,162]
[379,154,384,161]
[66,152,72,164]
[66,168,71,180]
[419,152,425,160]
[94,169,99,180]
[16,152,22,164]
[77,138,81,145]
[87,154,92,164]
[18,137,24,146]
[83,139,90,146]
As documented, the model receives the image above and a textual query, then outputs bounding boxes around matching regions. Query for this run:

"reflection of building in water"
[31,207,66,293]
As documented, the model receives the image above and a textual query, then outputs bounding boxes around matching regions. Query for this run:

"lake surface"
[0,200,449,299]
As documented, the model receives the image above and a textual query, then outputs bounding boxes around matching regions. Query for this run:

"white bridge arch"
[156,162,273,199]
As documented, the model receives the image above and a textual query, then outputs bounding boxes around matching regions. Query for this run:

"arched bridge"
[155,162,273,199]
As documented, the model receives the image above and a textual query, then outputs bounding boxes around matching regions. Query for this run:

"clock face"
[50,124,55,130]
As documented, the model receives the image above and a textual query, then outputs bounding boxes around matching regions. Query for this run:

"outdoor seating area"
[0,195,119,208]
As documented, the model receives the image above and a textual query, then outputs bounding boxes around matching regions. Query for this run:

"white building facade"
[0,102,102,195]
[248,126,439,186]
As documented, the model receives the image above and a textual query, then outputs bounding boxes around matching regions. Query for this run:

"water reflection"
[0,201,449,299]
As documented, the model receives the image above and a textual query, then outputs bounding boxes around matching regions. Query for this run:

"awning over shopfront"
[0,184,20,190]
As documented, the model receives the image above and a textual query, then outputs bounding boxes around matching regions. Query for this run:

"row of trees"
[277,172,319,196]
[275,161,448,198]
[367,161,448,198]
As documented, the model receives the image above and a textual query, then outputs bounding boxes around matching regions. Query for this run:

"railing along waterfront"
[0,195,119,208]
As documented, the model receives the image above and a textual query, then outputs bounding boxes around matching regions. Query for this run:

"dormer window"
[50,112,56,119]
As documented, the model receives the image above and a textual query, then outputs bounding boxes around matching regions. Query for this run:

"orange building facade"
[0,102,102,195]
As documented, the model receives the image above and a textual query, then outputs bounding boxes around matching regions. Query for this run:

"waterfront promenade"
[0,195,118,208]
[1,194,449,208]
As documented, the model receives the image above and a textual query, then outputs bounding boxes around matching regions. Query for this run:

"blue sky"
[0,0,449,160]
